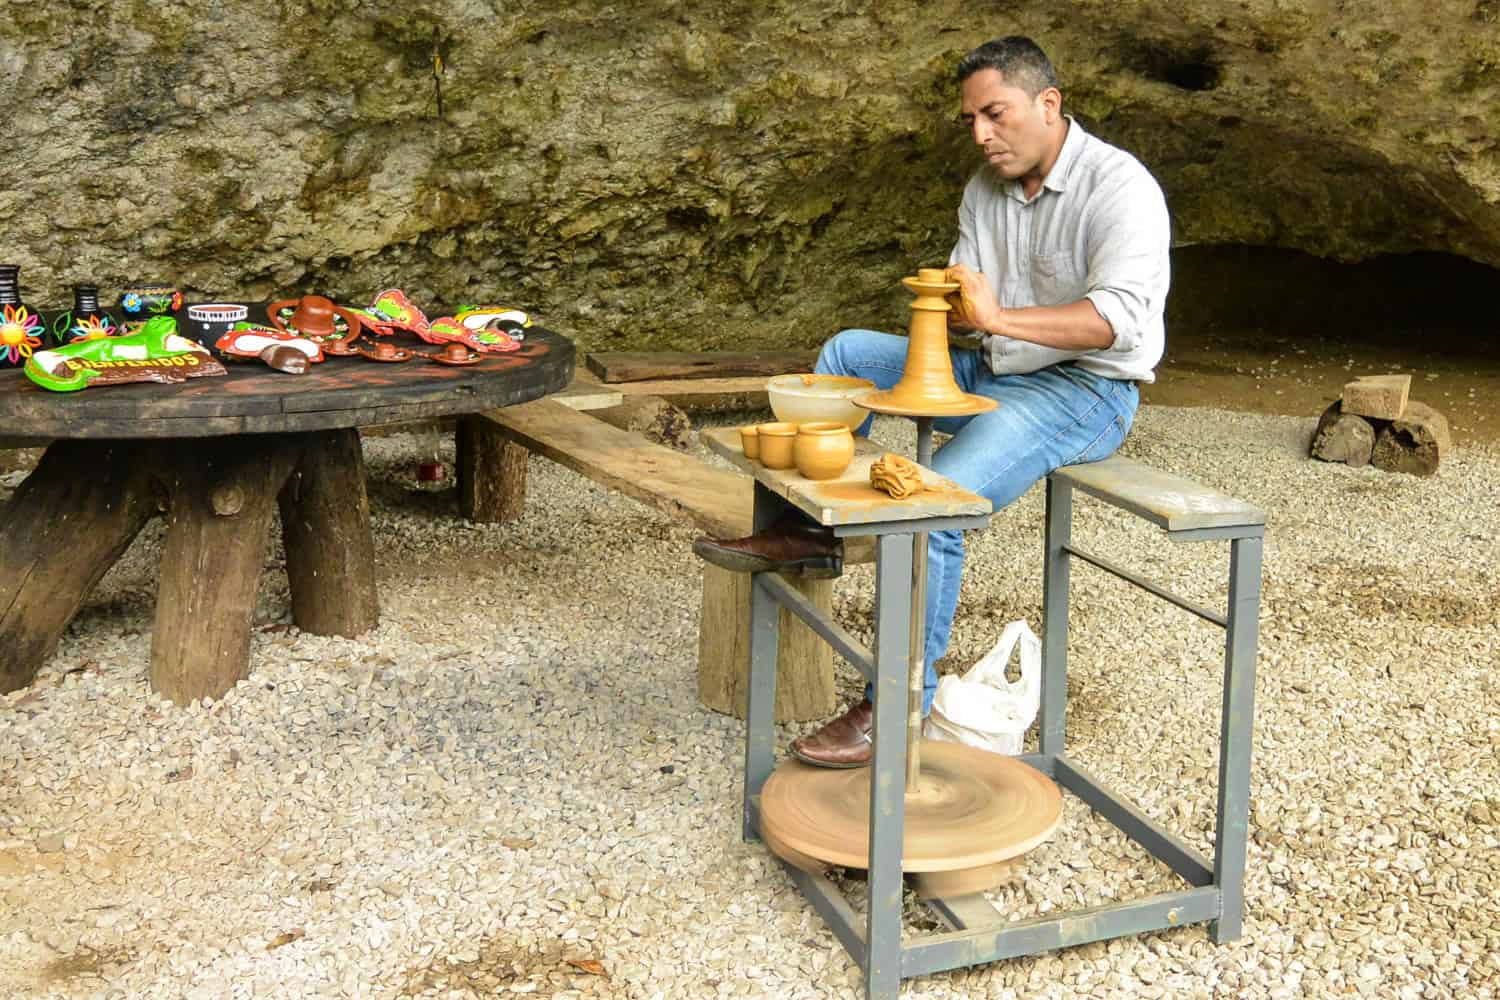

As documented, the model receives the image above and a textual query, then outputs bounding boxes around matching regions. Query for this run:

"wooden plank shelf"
[701,427,990,529]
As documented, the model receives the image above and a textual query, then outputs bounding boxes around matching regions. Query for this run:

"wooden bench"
[458,397,844,721]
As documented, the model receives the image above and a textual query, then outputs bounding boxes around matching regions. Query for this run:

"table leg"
[151,436,302,705]
[456,413,528,522]
[0,440,160,693]
[866,531,915,1000]
[278,428,380,637]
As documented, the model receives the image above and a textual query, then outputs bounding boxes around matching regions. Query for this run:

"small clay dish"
[756,421,798,469]
[428,342,482,366]
[354,340,412,362]
[739,425,761,460]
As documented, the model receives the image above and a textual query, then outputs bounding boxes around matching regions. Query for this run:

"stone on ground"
[1342,374,1411,420]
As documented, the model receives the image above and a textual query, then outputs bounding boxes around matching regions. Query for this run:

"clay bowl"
[739,425,761,460]
[756,422,798,469]
[767,374,875,430]
[794,422,855,480]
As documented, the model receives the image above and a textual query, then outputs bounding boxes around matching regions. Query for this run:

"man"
[695,36,1170,767]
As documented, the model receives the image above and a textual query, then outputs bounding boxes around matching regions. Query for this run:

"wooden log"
[1371,400,1451,477]
[590,395,693,450]
[0,441,162,693]
[150,436,302,705]
[1310,400,1375,467]
[278,428,380,636]
[697,563,835,722]
[456,413,530,523]
[585,350,818,383]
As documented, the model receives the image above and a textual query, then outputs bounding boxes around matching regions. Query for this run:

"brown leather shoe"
[692,512,843,579]
[790,699,873,768]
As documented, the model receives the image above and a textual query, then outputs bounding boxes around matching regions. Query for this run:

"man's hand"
[943,264,1001,334]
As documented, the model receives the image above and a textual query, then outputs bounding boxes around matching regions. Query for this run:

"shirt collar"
[1005,115,1087,203]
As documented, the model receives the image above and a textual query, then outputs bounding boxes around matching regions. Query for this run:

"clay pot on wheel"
[794,422,855,480]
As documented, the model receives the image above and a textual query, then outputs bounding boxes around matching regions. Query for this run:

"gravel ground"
[1,405,1497,1000]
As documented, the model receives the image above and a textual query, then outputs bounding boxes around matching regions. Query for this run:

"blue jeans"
[815,330,1140,713]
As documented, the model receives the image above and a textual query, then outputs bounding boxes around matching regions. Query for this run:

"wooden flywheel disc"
[759,740,1062,875]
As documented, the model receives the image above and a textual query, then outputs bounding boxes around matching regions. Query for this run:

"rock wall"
[2,0,1498,352]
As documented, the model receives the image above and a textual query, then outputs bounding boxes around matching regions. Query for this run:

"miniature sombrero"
[266,294,363,356]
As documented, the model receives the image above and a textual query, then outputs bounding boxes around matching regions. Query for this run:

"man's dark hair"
[956,36,1060,96]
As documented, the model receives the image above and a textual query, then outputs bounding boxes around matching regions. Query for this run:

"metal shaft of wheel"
[907,417,935,791]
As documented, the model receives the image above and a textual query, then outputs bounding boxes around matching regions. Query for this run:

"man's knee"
[816,328,864,375]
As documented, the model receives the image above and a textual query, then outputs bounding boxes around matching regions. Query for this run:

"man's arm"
[945,265,1114,351]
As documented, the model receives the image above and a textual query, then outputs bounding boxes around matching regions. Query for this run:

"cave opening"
[1151,245,1500,443]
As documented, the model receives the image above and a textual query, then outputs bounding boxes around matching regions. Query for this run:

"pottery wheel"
[759,740,1061,874]
[857,391,997,418]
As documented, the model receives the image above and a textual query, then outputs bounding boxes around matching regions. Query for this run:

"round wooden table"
[0,328,573,704]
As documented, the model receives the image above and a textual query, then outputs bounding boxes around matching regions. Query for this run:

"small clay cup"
[794,421,855,480]
[756,422,798,469]
[739,425,760,460]
[187,303,249,344]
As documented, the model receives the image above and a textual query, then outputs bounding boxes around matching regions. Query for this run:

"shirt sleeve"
[1081,163,1171,357]
[948,180,982,269]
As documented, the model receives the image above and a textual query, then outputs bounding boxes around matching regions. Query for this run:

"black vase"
[0,264,46,368]
[51,284,121,346]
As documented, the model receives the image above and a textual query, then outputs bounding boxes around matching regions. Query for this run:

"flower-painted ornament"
[51,285,120,346]
[118,283,183,320]
[0,303,44,366]
[24,316,227,392]
[0,264,43,368]
[215,322,324,374]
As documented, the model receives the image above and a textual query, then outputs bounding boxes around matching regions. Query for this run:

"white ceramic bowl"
[766,374,875,429]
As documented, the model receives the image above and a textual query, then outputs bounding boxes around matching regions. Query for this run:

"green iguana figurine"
[24,316,227,392]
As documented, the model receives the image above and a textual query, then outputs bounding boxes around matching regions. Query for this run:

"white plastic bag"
[923,620,1041,756]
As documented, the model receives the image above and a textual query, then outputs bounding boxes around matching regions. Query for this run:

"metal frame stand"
[741,466,1266,999]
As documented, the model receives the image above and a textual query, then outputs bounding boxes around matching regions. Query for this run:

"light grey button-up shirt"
[949,117,1171,383]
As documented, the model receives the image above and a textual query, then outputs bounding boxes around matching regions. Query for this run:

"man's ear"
[1040,87,1062,124]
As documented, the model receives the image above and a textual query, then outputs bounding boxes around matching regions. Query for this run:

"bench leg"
[1040,476,1073,757]
[456,413,528,522]
[1212,533,1263,942]
[697,563,835,722]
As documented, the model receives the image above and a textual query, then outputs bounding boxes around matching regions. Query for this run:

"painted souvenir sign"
[365,288,431,336]
[215,323,324,374]
[454,305,531,341]
[423,316,522,354]
[25,316,227,392]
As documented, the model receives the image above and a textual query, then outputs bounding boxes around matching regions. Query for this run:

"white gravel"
[2,404,1497,999]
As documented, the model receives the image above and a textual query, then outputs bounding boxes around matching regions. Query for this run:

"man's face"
[959,69,1056,183]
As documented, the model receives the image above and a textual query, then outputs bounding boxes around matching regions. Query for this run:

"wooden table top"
[702,427,990,529]
[0,327,574,440]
